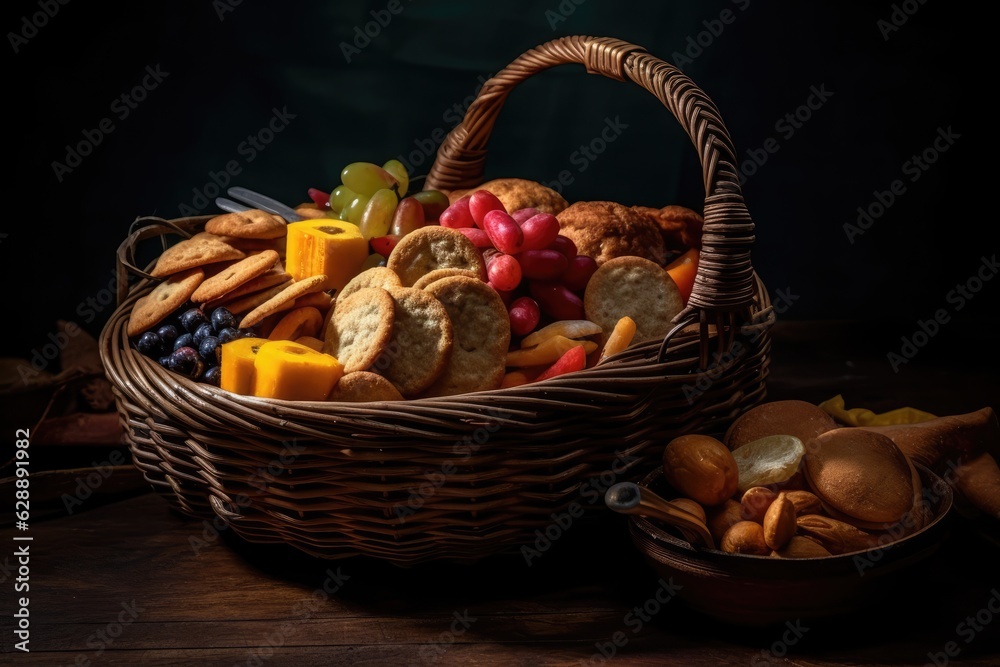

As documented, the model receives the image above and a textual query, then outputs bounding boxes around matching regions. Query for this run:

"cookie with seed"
[205,209,287,239]
[387,226,485,287]
[373,287,453,397]
[423,276,509,396]
[338,266,402,301]
[323,287,395,374]
[239,275,327,328]
[151,232,246,278]
[127,268,205,336]
[191,250,279,303]
[328,371,404,402]
[412,268,483,290]
[583,256,683,345]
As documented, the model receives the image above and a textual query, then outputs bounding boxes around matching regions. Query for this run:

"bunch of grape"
[439,191,598,338]
[307,160,450,260]
[134,306,256,385]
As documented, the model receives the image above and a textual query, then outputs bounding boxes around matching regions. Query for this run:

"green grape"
[390,197,425,237]
[411,189,450,220]
[342,194,370,225]
[382,159,409,197]
[329,184,356,212]
[341,162,397,198]
[359,188,398,239]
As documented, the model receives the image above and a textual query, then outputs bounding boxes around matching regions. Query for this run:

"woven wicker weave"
[99,36,774,565]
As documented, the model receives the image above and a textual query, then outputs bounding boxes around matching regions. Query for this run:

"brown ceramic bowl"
[625,463,952,626]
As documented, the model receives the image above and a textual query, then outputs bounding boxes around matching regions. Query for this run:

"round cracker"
[127,268,205,337]
[338,266,402,301]
[191,250,279,303]
[422,276,509,396]
[583,256,683,345]
[373,287,453,397]
[328,371,404,402]
[323,287,395,374]
[387,226,485,287]
[205,209,287,239]
[412,268,482,290]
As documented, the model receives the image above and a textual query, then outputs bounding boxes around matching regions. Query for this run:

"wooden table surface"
[3,321,999,666]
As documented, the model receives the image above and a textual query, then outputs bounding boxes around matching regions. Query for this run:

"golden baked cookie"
[328,371,404,402]
[387,226,485,287]
[150,232,246,278]
[633,204,704,253]
[583,256,683,344]
[449,178,569,215]
[323,287,396,374]
[191,250,279,303]
[422,276,510,396]
[127,268,205,337]
[556,201,668,266]
[374,287,454,397]
[205,209,287,239]
[239,275,327,328]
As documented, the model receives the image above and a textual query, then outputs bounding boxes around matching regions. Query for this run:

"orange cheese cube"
[252,340,344,401]
[220,337,269,395]
[285,219,369,292]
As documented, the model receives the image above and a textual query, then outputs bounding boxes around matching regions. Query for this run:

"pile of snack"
[126,159,703,401]
[653,399,1000,558]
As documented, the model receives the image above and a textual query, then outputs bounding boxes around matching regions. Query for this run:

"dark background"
[4,0,993,361]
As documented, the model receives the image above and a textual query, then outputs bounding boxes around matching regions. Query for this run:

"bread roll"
[725,400,837,450]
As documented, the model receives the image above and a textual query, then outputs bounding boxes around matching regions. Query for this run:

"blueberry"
[193,322,214,346]
[217,327,240,345]
[156,324,180,348]
[136,331,164,358]
[210,307,237,332]
[173,332,194,352]
[167,346,201,377]
[199,336,221,366]
[179,308,208,333]
[158,356,171,367]
[201,366,222,386]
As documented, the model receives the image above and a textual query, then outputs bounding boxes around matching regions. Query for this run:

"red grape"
[390,197,425,237]
[469,190,506,227]
[439,195,474,228]
[489,284,515,307]
[412,190,450,220]
[519,213,560,251]
[511,207,539,224]
[548,235,577,261]
[456,227,492,248]
[562,255,598,292]
[508,297,540,337]
[517,249,568,280]
[487,253,521,292]
[307,188,330,208]
[482,210,524,254]
[529,282,585,321]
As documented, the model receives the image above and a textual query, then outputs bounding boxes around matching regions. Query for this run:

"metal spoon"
[605,482,716,549]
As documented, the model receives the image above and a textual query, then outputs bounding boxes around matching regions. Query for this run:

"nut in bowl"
[614,442,954,627]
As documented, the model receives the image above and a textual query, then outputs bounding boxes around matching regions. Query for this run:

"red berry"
[307,188,330,208]
[548,235,577,261]
[455,227,493,248]
[529,281,585,321]
[519,213,560,251]
[487,254,522,292]
[370,234,402,257]
[562,255,598,292]
[511,207,540,224]
[482,209,524,254]
[439,195,475,228]
[469,190,506,227]
[508,297,540,337]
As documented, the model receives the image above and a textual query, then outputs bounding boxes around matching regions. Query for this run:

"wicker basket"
[99,36,774,565]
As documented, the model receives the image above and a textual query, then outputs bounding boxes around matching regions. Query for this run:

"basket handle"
[114,215,206,306]
[425,35,756,314]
